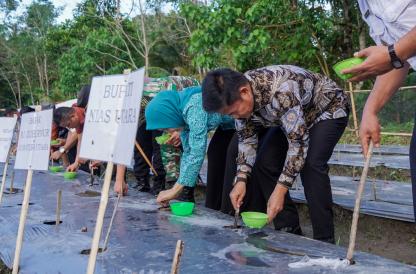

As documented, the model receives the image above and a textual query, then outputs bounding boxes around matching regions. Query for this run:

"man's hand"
[51,150,63,161]
[66,161,79,172]
[267,184,288,223]
[156,183,184,206]
[342,46,392,82]
[114,179,128,196]
[359,112,381,156]
[229,181,246,211]
[166,130,181,147]
[89,160,101,170]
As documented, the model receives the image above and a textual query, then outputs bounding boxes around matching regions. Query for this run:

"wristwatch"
[59,147,66,154]
[233,176,248,186]
[388,44,404,69]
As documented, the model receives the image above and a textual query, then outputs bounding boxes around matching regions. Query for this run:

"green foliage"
[0,0,413,148]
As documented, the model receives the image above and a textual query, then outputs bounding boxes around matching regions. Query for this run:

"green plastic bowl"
[63,171,77,180]
[155,133,171,145]
[333,57,365,80]
[170,202,194,216]
[241,211,268,229]
[50,139,60,145]
[49,166,63,173]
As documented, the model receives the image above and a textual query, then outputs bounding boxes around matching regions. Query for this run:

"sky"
[2,0,173,24]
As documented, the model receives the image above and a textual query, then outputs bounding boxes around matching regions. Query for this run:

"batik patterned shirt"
[236,65,350,188]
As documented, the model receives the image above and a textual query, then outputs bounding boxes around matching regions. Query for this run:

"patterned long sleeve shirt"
[179,93,234,187]
[236,65,350,188]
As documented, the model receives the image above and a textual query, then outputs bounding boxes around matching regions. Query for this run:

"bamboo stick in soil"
[346,142,374,263]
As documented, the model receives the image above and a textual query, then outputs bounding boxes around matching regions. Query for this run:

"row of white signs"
[0,68,145,170]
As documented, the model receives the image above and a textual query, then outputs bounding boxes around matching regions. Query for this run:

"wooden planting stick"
[56,190,62,225]
[103,193,122,251]
[12,169,34,274]
[86,162,114,274]
[170,240,185,274]
[135,141,158,176]
[348,82,359,138]
[10,169,15,193]
[346,142,374,263]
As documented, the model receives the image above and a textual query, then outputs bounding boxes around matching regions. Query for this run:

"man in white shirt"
[343,0,416,222]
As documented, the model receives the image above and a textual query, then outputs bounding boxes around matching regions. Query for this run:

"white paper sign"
[0,117,17,162]
[14,109,53,170]
[80,68,145,165]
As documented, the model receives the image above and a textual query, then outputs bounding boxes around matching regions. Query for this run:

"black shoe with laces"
[135,177,150,192]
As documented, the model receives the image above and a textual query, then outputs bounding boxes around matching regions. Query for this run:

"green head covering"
[145,86,201,130]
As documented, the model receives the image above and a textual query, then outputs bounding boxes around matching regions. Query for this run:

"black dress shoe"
[178,186,195,203]
[278,225,303,236]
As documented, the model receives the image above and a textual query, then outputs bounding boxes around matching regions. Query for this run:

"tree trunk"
[14,71,22,109]
[35,56,45,92]
[341,0,353,58]
[44,53,49,96]
[138,0,149,76]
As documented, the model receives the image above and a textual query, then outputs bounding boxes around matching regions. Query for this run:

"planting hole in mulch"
[43,220,63,225]
[223,225,242,229]
[4,188,23,194]
[80,248,105,255]
[75,190,101,197]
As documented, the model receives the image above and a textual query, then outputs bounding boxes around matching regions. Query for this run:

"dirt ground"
[297,203,416,265]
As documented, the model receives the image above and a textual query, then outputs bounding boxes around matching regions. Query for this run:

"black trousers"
[133,122,166,183]
[410,113,416,222]
[205,128,235,210]
[251,117,348,241]
[220,128,299,227]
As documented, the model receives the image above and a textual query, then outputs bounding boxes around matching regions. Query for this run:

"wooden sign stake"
[12,169,34,274]
[86,162,114,274]
[0,154,10,204]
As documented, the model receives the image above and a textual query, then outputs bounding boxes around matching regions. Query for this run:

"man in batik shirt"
[202,65,349,243]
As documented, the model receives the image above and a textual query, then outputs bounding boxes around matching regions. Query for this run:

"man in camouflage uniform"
[135,76,199,195]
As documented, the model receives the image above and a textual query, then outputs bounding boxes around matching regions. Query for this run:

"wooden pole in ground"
[12,169,34,274]
[371,178,377,201]
[10,169,15,193]
[135,141,158,176]
[170,240,184,274]
[0,156,10,204]
[103,193,122,251]
[86,162,114,274]
[346,142,374,263]
[348,83,359,138]
[56,190,62,225]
